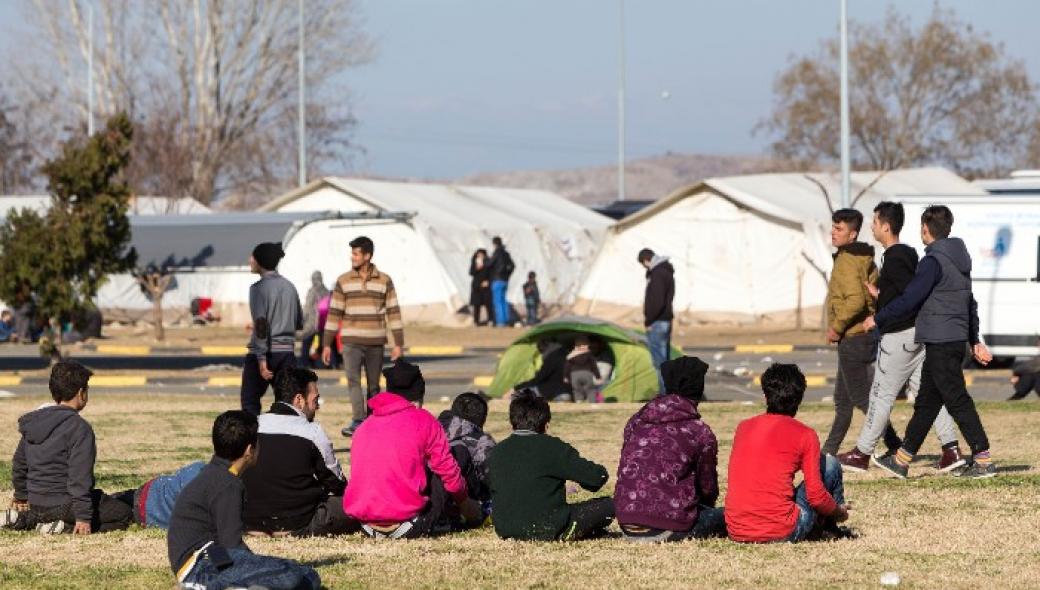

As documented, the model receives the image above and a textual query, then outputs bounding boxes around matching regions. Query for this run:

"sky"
[1,0,1038,180]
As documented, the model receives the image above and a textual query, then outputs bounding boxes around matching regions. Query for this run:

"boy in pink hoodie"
[343,360,481,538]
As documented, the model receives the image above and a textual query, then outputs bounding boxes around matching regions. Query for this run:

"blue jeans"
[788,455,846,542]
[181,547,320,590]
[525,298,539,325]
[491,280,509,327]
[646,320,672,394]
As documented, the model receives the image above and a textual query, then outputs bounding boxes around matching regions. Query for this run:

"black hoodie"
[644,256,675,326]
[12,405,96,521]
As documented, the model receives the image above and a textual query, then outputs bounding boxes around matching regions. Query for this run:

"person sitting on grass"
[167,411,321,590]
[242,367,358,537]
[3,361,132,535]
[614,356,726,542]
[487,390,614,541]
[511,338,570,401]
[344,360,482,539]
[437,392,497,513]
[112,461,206,530]
[725,363,852,543]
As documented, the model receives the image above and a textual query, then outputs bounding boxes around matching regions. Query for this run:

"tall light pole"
[617,0,626,202]
[87,3,94,136]
[839,0,850,208]
[297,0,307,187]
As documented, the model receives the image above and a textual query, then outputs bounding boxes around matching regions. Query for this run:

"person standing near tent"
[638,248,675,393]
[322,236,405,437]
[241,243,303,416]
[821,210,885,457]
[488,237,515,327]
[469,249,494,326]
[298,271,329,368]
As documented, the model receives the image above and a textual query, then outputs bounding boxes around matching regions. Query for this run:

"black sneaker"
[872,454,909,479]
[340,419,364,437]
[953,461,996,479]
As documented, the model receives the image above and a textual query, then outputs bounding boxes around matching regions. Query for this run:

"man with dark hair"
[4,361,132,535]
[242,368,356,537]
[488,236,516,327]
[487,391,614,541]
[615,356,726,542]
[638,247,675,393]
[865,205,997,479]
[725,364,850,543]
[838,202,965,473]
[323,235,406,437]
[241,242,304,416]
[168,410,321,590]
[438,392,497,508]
[821,208,885,456]
[344,360,481,539]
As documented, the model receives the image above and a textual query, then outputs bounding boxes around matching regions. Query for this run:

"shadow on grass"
[304,556,356,568]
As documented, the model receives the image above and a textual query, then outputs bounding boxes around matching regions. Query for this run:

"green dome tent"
[488,316,682,402]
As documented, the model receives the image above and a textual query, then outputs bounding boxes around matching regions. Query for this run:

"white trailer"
[897,196,1040,361]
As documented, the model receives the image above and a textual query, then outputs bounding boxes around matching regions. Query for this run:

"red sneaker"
[836,448,871,473]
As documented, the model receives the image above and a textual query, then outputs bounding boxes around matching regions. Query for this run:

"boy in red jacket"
[343,360,481,538]
[725,363,851,543]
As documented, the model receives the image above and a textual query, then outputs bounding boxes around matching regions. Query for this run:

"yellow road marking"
[207,376,242,387]
[753,375,828,387]
[473,376,494,387]
[96,345,151,355]
[0,376,23,386]
[201,346,248,356]
[735,344,795,354]
[409,346,464,355]
[90,375,148,387]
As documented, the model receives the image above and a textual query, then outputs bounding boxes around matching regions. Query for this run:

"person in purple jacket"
[613,356,726,542]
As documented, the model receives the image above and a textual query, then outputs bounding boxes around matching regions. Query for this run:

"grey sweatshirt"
[248,271,304,356]
[12,405,96,522]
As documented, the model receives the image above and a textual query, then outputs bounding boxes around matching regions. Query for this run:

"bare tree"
[0,87,36,193]
[13,0,373,204]
[759,7,1038,178]
[133,264,174,341]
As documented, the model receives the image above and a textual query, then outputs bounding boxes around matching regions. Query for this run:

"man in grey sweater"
[240,242,303,416]
[3,361,132,534]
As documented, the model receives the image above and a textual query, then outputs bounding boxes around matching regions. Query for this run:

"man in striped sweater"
[322,236,405,436]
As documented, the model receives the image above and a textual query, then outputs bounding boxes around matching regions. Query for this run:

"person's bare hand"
[390,346,403,361]
[321,346,332,367]
[73,521,91,535]
[258,359,274,381]
[973,343,993,366]
[864,281,879,299]
[826,328,841,344]
[244,323,253,333]
[834,503,851,523]
[862,316,877,332]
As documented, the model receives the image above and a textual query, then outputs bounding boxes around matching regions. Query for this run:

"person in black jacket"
[4,361,131,534]
[488,237,515,327]
[512,339,570,401]
[168,411,320,590]
[469,249,494,326]
[242,368,358,537]
[638,248,675,393]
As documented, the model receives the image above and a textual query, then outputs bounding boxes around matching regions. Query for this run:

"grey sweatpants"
[343,343,384,422]
[855,327,958,455]
[570,370,597,403]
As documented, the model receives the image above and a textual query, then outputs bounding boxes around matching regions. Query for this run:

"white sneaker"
[35,520,68,534]
[1,508,22,528]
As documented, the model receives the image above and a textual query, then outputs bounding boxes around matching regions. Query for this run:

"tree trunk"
[152,290,165,341]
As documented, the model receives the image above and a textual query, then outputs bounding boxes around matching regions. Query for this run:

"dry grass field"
[1,392,1037,589]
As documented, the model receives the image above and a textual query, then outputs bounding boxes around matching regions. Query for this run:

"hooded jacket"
[343,392,468,524]
[12,405,96,521]
[613,394,719,531]
[301,271,329,334]
[644,256,675,326]
[827,242,878,338]
[437,410,497,484]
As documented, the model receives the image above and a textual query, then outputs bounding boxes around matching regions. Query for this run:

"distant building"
[0,195,210,221]
[974,170,1040,195]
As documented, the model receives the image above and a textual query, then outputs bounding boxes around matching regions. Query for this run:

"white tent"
[574,167,986,326]
[262,177,612,326]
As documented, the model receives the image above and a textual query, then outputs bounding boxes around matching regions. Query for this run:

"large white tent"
[574,167,986,326]
[262,177,612,326]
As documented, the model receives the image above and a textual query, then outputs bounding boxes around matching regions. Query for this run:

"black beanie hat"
[383,359,425,402]
[252,242,284,271]
[660,356,709,400]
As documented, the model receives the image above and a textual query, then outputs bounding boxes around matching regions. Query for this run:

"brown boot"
[836,448,870,473]
[936,446,967,473]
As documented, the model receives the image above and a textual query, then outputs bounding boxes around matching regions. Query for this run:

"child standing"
[167,411,320,590]
[725,363,850,543]
[487,391,614,541]
[523,271,541,326]
[564,336,601,403]
[4,361,132,534]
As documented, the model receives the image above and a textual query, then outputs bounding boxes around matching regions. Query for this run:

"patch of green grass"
[0,563,169,590]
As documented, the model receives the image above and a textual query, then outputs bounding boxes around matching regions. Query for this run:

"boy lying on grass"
[488,390,614,541]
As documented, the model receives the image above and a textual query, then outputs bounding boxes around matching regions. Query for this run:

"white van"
[896,196,1040,361]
